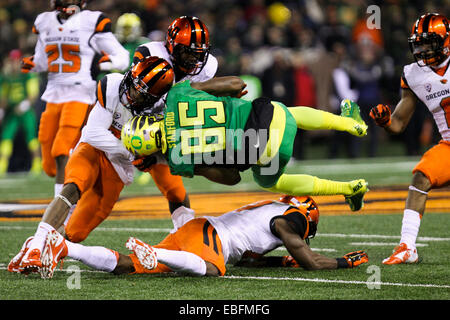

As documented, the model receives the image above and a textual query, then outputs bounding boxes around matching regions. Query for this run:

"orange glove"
[21,56,35,73]
[98,50,111,64]
[281,255,300,268]
[340,250,369,268]
[132,156,157,172]
[369,104,391,127]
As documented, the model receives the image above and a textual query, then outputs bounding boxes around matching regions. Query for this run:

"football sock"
[153,248,207,276]
[266,174,353,196]
[27,222,55,253]
[54,183,63,197]
[0,140,13,174]
[288,107,358,133]
[400,209,421,249]
[170,206,195,233]
[66,241,119,272]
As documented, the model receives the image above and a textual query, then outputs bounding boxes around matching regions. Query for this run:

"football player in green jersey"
[123,76,369,211]
[0,49,41,176]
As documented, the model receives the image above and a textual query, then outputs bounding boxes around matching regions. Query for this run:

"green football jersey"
[163,80,253,177]
[163,80,297,188]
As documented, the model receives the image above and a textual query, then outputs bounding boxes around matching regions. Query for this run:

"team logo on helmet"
[121,115,164,157]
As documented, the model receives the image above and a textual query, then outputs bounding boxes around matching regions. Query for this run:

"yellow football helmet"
[121,115,163,157]
[115,13,142,43]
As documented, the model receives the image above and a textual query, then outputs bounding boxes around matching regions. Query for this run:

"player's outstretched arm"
[370,88,417,134]
[191,76,247,98]
[274,218,368,270]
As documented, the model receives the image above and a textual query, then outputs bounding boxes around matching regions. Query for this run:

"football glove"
[281,255,300,268]
[342,250,369,268]
[21,56,35,73]
[132,155,157,172]
[369,104,391,127]
[98,51,113,71]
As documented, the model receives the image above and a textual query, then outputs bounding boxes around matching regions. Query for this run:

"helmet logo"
[131,136,142,150]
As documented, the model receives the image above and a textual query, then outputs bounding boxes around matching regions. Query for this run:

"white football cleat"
[126,237,158,270]
[40,230,68,279]
[382,243,419,265]
[8,236,34,273]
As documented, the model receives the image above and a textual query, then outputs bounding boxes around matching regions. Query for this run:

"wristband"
[336,257,349,269]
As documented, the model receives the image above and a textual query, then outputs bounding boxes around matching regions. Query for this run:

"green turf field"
[1,156,449,302]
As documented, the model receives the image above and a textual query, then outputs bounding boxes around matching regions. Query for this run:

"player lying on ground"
[369,13,450,265]
[123,76,369,212]
[7,56,178,275]
[9,195,368,278]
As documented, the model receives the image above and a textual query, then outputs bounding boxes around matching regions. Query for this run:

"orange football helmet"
[119,56,174,115]
[278,195,320,240]
[165,16,210,75]
[409,13,450,67]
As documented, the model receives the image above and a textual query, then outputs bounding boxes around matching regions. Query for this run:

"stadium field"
[1,157,449,303]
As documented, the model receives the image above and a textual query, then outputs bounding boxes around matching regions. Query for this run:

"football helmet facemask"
[408,13,450,67]
[278,195,320,241]
[119,56,174,116]
[51,0,86,17]
[165,16,210,75]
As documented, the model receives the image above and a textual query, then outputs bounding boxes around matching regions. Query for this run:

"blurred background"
[1,0,449,175]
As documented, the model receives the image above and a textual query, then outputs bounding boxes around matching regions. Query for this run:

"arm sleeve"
[31,36,48,73]
[80,104,131,160]
[92,33,130,72]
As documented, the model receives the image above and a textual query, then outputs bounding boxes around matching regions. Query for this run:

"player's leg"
[22,109,42,175]
[18,143,98,272]
[51,101,89,193]
[0,112,19,175]
[127,219,225,276]
[287,99,367,137]
[38,102,60,180]
[65,151,124,243]
[253,100,367,211]
[383,142,450,264]
[39,229,120,278]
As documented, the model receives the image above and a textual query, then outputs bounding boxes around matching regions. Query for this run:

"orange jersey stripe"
[95,17,112,33]
[97,81,105,108]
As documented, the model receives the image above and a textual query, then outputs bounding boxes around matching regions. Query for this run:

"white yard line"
[1,225,449,242]
[224,275,450,289]
[348,242,428,247]
[1,265,448,290]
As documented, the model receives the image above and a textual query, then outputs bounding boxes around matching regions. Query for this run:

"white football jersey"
[205,201,291,264]
[78,73,134,185]
[31,10,129,104]
[133,41,218,112]
[402,58,450,141]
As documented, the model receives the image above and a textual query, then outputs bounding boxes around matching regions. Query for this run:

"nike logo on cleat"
[353,181,363,193]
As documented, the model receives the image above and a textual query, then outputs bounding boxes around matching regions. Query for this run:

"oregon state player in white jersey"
[8,57,175,274]
[370,13,450,265]
[21,195,368,278]
[21,0,129,199]
[131,16,220,230]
